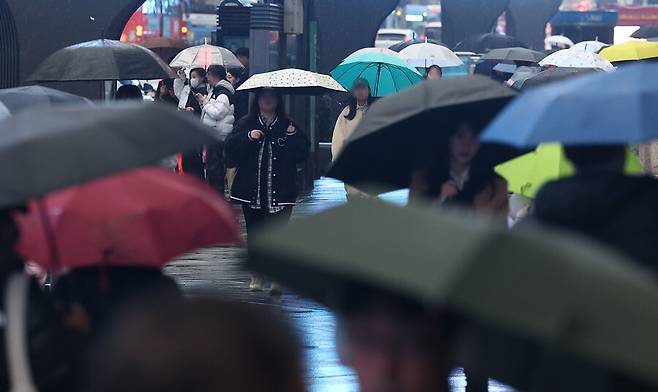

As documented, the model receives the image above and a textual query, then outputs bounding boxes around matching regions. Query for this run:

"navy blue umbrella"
[480,63,658,148]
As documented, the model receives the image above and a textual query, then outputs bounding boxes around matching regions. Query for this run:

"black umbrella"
[0,86,92,118]
[515,67,602,90]
[328,75,517,192]
[631,26,658,40]
[389,38,446,52]
[480,47,547,63]
[454,33,527,53]
[28,39,176,82]
[0,103,217,208]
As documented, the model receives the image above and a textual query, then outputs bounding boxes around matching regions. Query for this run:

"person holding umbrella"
[225,89,310,293]
[332,78,374,201]
[410,124,509,219]
[200,65,236,196]
[426,65,442,80]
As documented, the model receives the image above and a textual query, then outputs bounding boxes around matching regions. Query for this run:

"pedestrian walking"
[200,65,235,196]
[226,67,250,195]
[115,84,143,101]
[225,88,310,293]
[410,124,509,219]
[426,65,443,80]
[534,145,658,273]
[331,78,374,201]
[155,79,179,106]
[174,67,209,179]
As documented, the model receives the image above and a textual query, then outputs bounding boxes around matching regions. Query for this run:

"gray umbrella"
[480,47,547,63]
[515,67,602,90]
[249,200,658,390]
[28,39,176,82]
[328,75,517,192]
[0,103,217,208]
[0,86,92,119]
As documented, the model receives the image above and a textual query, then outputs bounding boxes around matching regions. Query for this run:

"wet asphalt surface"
[165,178,514,392]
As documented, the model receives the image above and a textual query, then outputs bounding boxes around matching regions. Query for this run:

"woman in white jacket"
[198,65,236,195]
[331,78,374,200]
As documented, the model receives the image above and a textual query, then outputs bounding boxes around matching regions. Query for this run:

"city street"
[166,178,513,392]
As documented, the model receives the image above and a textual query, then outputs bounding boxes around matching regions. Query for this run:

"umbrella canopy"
[480,47,546,63]
[539,49,615,71]
[507,66,541,86]
[513,67,601,90]
[495,144,642,198]
[17,168,239,271]
[572,40,609,53]
[331,50,423,97]
[248,200,658,390]
[599,40,658,63]
[328,76,517,191]
[454,33,526,53]
[480,63,658,148]
[0,103,218,208]
[631,26,658,40]
[169,44,243,69]
[399,43,463,68]
[0,86,92,119]
[389,38,445,52]
[546,35,575,49]
[28,39,176,82]
[236,68,346,95]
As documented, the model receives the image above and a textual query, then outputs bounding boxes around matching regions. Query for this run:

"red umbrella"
[16,168,239,271]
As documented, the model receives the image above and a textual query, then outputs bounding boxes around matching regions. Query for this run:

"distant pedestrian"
[235,47,250,73]
[426,65,442,80]
[115,84,143,101]
[200,65,236,196]
[534,145,658,273]
[86,298,306,392]
[173,67,209,179]
[155,79,179,106]
[225,88,310,293]
[410,123,509,219]
[226,67,251,195]
[331,78,374,201]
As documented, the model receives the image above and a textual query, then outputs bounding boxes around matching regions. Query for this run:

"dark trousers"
[242,204,293,247]
[206,142,226,196]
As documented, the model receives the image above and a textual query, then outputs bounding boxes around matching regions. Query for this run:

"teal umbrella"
[331,49,423,97]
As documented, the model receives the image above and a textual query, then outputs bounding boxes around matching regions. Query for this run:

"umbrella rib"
[332,61,366,81]
[386,64,401,92]
[375,63,382,96]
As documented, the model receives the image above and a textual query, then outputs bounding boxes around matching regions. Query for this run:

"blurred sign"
[550,10,618,26]
[616,6,658,26]
[284,0,304,34]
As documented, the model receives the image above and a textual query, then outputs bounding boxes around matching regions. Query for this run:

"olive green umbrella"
[249,200,658,390]
[327,75,517,193]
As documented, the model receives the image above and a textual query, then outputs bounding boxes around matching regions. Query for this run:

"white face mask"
[190,78,201,89]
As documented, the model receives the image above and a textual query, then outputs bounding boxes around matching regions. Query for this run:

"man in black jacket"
[534,145,658,273]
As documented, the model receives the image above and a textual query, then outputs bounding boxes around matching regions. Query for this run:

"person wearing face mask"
[174,68,209,116]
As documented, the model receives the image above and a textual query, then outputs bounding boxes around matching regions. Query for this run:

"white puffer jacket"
[201,80,235,141]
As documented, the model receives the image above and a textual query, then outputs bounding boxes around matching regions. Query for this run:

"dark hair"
[235,47,250,59]
[241,89,287,124]
[564,145,626,171]
[427,65,442,78]
[86,298,305,392]
[189,67,207,80]
[115,85,143,101]
[344,94,374,121]
[155,79,178,105]
[207,65,227,81]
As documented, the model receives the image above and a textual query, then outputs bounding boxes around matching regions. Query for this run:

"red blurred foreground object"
[17,168,239,271]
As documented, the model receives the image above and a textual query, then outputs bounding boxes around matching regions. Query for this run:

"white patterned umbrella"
[237,68,347,95]
[546,35,575,49]
[169,44,243,69]
[539,49,615,72]
[572,41,609,53]
[399,42,464,68]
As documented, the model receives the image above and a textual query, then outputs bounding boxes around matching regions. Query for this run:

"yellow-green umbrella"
[599,40,658,63]
[495,144,642,198]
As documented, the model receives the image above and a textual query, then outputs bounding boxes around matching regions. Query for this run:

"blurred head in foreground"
[86,297,306,392]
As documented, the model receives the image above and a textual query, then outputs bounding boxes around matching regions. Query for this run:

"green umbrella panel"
[331,52,423,97]
[248,200,658,390]
[495,144,643,198]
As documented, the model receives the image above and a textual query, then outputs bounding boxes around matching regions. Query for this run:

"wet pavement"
[165,178,513,392]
